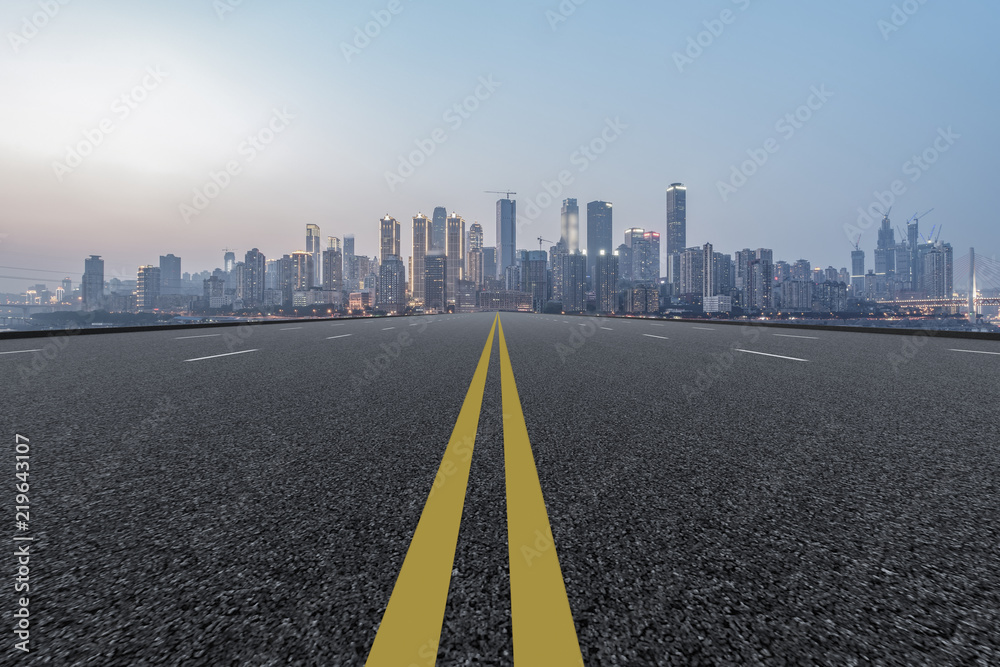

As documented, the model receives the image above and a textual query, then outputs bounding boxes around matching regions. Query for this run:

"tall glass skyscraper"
[411,214,430,304]
[560,198,580,252]
[496,198,516,280]
[431,207,447,252]
[586,201,613,280]
[666,183,687,255]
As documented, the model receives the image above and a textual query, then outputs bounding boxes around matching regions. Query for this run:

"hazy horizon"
[2,0,998,289]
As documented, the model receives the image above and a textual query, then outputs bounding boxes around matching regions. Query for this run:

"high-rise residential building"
[907,218,921,291]
[224,250,236,274]
[322,240,343,293]
[291,251,314,291]
[425,250,447,311]
[549,240,567,302]
[496,198,517,280]
[482,248,497,284]
[747,258,774,312]
[586,201,613,281]
[714,253,733,295]
[680,247,704,297]
[244,248,266,306]
[523,250,548,312]
[468,222,484,251]
[468,248,484,288]
[624,228,645,282]
[562,251,588,313]
[159,254,181,294]
[560,199,580,252]
[377,256,406,313]
[792,259,812,281]
[431,207,448,252]
[642,231,661,282]
[702,243,715,298]
[343,235,356,288]
[379,215,401,261]
[306,224,322,286]
[447,213,466,302]
[137,265,161,310]
[411,214,430,304]
[617,243,633,282]
[82,255,104,310]
[595,250,619,314]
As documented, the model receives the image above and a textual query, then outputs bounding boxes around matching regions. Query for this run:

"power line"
[0,266,80,276]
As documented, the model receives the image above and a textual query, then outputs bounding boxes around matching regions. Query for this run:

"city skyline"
[2,2,998,291]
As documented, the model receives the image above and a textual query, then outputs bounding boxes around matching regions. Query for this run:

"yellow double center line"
[366,315,582,666]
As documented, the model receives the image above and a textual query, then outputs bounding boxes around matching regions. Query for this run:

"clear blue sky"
[1,0,997,287]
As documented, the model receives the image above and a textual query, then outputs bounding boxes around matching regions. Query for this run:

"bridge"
[878,249,1000,311]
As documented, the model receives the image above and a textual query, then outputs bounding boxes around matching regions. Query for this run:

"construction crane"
[852,234,862,251]
[537,237,556,250]
[484,190,517,199]
[911,208,935,241]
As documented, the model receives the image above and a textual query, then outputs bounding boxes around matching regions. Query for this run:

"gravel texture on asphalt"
[1,312,998,665]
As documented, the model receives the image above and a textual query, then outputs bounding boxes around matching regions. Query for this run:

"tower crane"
[537,237,557,251]
[484,190,517,199]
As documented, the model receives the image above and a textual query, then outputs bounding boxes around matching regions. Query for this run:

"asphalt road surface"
[1,312,999,665]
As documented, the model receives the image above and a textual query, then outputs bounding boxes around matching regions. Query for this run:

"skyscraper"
[82,255,104,311]
[702,243,715,298]
[411,214,430,304]
[642,231,661,282]
[137,265,161,310]
[586,201,613,281]
[306,224,322,286]
[291,251,314,291]
[379,215,401,262]
[244,248,266,306]
[322,239,343,293]
[562,251,588,313]
[851,249,866,295]
[560,198,580,252]
[874,212,896,277]
[224,250,236,274]
[159,254,181,294]
[496,197,516,280]
[595,251,619,314]
[482,247,497,285]
[446,213,466,303]
[425,250,447,312]
[468,248,484,288]
[468,222,484,251]
[377,256,406,313]
[666,183,687,255]
[344,235,356,289]
[431,207,448,252]
[523,250,548,312]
